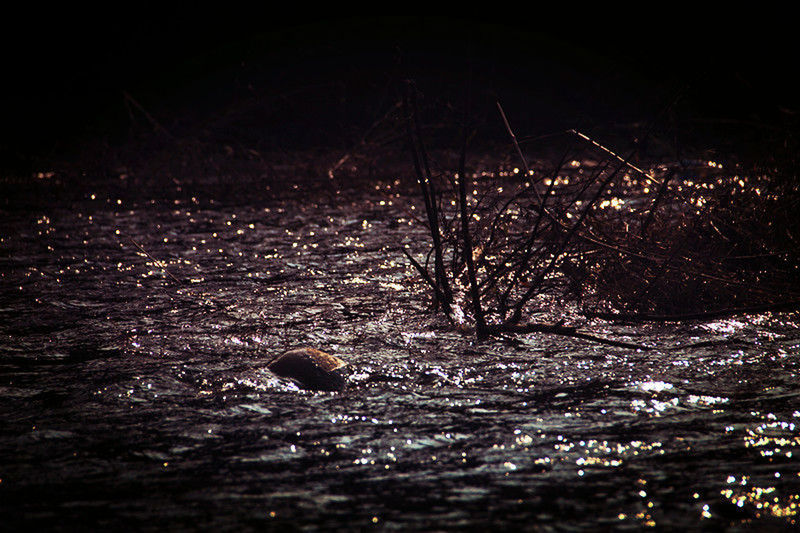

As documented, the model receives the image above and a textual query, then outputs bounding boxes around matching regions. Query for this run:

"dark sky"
[2,12,796,169]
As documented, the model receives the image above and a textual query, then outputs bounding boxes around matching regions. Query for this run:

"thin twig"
[570,129,661,185]
[123,91,173,138]
[401,246,448,310]
[129,238,184,285]
[328,100,402,178]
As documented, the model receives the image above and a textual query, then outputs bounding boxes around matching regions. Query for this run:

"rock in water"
[267,347,347,391]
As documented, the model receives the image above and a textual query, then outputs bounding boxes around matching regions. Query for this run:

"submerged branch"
[484,322,651,350]
[584,300,800,322]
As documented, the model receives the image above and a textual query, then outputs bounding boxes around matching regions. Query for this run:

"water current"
[1,174,798,531]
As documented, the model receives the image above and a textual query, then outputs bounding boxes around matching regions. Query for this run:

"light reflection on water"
[0,179,798,531]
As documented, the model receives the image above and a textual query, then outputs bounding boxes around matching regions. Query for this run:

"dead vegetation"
[576,162,800,320]
[395,81,800,341]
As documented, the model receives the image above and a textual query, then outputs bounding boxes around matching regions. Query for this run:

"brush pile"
[572,157,800,319]
[399,86,800,334]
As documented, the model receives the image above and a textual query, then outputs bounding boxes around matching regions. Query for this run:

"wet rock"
[267,347,347,391]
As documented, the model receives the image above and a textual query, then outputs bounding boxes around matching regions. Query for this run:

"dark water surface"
[1,175,799,531]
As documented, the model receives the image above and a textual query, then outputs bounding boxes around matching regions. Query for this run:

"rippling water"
[1,176,798,531]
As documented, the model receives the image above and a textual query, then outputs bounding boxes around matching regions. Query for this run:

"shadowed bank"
[3,14,797,173]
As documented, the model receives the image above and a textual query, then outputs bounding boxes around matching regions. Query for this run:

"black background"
[2,11,796,171]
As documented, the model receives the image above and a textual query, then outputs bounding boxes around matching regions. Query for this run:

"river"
[1,171,798,531]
